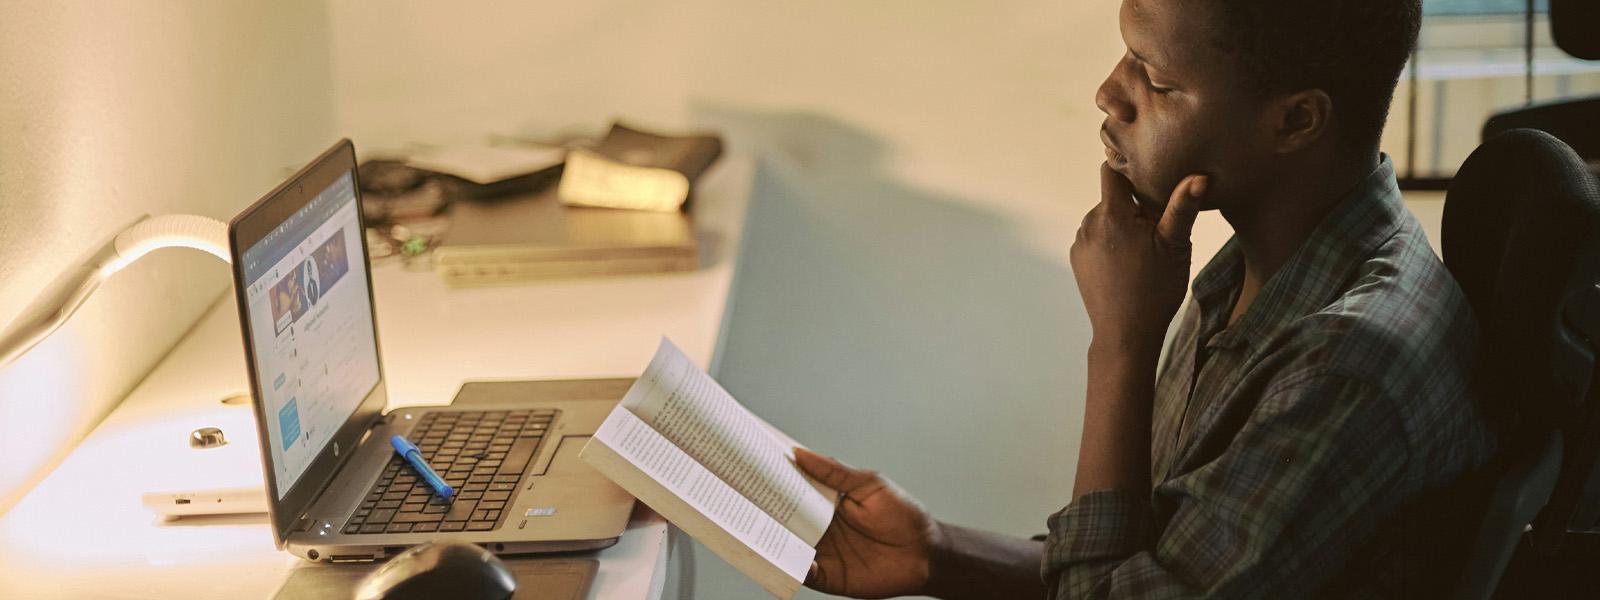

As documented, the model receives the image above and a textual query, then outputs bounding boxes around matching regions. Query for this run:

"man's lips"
[1100,127,1128,167]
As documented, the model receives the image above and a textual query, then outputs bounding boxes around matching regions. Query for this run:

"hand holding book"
[792,448,941,599]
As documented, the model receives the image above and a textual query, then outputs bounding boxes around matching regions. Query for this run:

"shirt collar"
[1191,155,1407,349]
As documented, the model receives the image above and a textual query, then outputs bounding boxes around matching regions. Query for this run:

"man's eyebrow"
[1129,47,1165,72]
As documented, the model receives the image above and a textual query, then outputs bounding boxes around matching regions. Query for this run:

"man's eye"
[1137,64,1173,95]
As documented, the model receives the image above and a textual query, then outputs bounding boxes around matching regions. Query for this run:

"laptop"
[227,139,635,563]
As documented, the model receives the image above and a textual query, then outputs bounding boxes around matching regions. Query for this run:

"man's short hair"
[1210,0,1422,151]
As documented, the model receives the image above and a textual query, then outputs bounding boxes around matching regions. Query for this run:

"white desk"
[0,158,752,599]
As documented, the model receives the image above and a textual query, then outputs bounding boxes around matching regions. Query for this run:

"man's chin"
[1138,183,1217,214]
[1116,169,1164,211]
[1131,190,1164,213]
[1106,158,1142,191]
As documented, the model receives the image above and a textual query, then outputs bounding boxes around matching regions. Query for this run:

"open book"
[580,339,839,599]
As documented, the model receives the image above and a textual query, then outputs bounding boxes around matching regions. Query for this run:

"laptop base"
[285,379,636,563]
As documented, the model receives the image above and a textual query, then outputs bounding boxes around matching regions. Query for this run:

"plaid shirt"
[1043,158,1496,599]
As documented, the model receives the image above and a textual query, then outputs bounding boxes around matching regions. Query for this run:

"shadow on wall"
[688,104,1089,597]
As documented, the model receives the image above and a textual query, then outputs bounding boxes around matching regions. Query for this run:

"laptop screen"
[238,170,381,500]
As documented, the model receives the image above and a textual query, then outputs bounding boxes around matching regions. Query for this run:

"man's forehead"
[1121,0,1217,71]
[1125,0,1203,25]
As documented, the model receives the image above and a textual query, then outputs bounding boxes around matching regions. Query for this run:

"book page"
[592,406,815,586]
[622,338,838,545]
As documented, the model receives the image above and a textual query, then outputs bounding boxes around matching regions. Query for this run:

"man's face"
[1096,0,1268,211]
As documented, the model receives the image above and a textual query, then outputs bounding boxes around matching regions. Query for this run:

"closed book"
[432,186,696,287]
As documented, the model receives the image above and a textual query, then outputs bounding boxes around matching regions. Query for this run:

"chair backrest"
[1445,128,1600,599]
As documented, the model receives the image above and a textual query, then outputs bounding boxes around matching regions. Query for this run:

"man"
[793,0,1496,597]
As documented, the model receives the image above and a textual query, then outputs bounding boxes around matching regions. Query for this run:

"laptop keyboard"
[342,409,558,535]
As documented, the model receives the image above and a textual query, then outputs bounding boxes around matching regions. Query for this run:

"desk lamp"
[0,214,230,370]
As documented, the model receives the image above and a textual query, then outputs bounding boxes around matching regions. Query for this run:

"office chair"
[1445,129,1600,600]
[1481,0,1600,169]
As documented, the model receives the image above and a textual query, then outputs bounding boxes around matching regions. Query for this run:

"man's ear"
[1267,89,1333,154]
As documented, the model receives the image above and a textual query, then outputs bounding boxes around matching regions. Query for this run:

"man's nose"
[1095,72,1134,124]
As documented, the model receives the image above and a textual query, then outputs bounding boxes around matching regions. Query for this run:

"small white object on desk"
[559,148,692,212]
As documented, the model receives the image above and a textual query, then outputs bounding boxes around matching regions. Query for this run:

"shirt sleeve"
[1042,374,1409,599]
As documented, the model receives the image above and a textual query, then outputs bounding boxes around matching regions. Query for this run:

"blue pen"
[391,434,455,501]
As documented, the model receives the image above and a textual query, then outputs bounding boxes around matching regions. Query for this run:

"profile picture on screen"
[311,228,350,292]
[299,260,320,306]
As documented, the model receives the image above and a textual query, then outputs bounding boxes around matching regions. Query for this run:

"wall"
[0,0,337,513]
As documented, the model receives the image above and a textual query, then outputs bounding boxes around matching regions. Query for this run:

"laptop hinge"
[290,515,317,534]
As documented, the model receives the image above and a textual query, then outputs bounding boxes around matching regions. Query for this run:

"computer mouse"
[354,541,516,600]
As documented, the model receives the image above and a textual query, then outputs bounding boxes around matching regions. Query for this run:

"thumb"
[794,447,877,496]
[1156,174,1208,248]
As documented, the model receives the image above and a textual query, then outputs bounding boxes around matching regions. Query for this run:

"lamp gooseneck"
[0,214,230,370]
